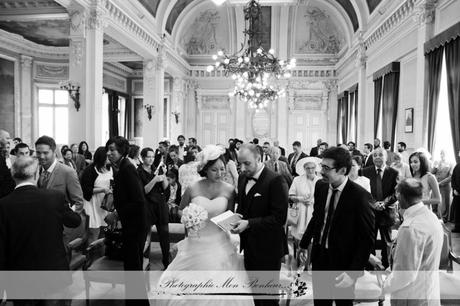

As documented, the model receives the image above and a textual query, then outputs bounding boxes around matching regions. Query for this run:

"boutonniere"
[254,193,262,197]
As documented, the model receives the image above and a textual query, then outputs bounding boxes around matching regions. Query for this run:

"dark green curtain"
[382,71,399,150]
[445,37,460,163]
[425,46,444,153]
[373,77,383,139]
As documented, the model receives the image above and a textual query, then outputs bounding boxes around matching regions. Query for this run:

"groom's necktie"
[321,189,338,249]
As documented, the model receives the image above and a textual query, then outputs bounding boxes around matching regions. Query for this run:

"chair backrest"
[439,222,452,270]
[64,210,89,248]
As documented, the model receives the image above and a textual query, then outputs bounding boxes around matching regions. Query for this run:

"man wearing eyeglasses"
[298,146,375,305]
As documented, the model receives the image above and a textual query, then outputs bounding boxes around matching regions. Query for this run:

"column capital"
[324,79,338,94]
[86,0,107,31]
[20,55,33,68]
[69,9,86,36]
[413,0,438,26]
[355,31,367,68]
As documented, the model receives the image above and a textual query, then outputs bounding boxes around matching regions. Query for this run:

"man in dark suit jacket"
[232,144,289,306]
[309,138,322,157]
[362,143,374,168]
[362,147,398,268]
[288,141,308,176]
[0,157,81,300]
[106,136,149,306]
[299,147,375,305]
[0,139,14,198]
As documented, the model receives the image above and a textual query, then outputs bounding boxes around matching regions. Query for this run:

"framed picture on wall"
[405,108,413,133]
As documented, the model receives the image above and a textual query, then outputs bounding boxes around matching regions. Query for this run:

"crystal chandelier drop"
[207,0,295,109]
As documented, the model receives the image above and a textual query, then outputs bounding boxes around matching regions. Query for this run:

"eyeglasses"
[320,164,337,172]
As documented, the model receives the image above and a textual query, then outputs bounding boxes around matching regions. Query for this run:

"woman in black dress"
[137,147,170,269]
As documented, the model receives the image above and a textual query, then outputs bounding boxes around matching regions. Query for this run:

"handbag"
[287,203,299,226]
[100,192,114,212]
[103,226,123,260]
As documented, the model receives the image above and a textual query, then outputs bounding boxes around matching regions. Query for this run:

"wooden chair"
[66,210,90,270]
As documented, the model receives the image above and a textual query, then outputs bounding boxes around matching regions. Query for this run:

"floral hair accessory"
[196,145,225,172]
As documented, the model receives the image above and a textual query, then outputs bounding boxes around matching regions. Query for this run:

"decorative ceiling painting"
[165,0,195,34]
[0,20,69,46]
[137,0,161,17]
[295,5,345,55]
[179,4,229,56]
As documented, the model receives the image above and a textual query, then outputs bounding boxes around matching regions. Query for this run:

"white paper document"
[210,210,242,232]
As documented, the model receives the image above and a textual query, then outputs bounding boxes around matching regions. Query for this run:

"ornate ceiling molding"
[364,0,417,49]
[105,1,161,52]
[104,62,133,78]
[0,28,68,59]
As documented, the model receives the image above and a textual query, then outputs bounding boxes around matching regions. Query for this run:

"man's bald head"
[0,129,10,141]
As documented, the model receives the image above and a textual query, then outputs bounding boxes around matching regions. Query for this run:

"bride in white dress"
[156,145,254,305]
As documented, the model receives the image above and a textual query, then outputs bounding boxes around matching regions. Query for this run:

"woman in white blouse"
[349,155,371,193]
[289,157,321,242]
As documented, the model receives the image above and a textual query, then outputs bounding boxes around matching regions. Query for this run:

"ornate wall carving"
[34,63,69,80]
[201,95,230,110]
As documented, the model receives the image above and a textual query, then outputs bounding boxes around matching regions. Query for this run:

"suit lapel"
[46,163,59,188]
[245,167,268,209]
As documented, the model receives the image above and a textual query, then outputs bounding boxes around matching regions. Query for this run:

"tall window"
[102,93,109,142]
[433,54,456,164]
[38,88,68,144]
[118,96,126,138]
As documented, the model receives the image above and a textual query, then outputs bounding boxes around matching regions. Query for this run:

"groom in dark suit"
[299,147,375,305]
[232,144,289,306]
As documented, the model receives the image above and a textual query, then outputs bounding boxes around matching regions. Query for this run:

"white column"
[67,1,105,148]
[414,0,437,147]
[20,55,33,144]
[142,56,165,148]
[356,32,367,147]
[325,80,338,145]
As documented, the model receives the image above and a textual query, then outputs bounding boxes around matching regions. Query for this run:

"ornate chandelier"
[207,0,295,109]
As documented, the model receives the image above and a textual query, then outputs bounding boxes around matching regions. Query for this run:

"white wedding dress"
[156,196,254,305]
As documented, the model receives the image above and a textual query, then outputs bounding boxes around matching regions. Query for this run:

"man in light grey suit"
[264,146,293,186]
[35,136,83,243]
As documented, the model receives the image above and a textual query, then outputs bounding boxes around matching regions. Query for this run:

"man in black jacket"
[232,144,289,306]
[0,131,15,198]
[0,157,80,302]
[362,147,399,268]
[106,136,149,306]
[451,151,460,233]
[299,147,375,305]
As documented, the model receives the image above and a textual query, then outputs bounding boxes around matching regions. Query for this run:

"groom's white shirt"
[245,164,265,194]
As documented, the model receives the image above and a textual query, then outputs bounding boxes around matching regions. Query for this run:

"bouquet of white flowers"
[181,203,208,237]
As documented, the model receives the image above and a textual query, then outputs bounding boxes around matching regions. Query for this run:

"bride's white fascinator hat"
[196,145,226,172]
